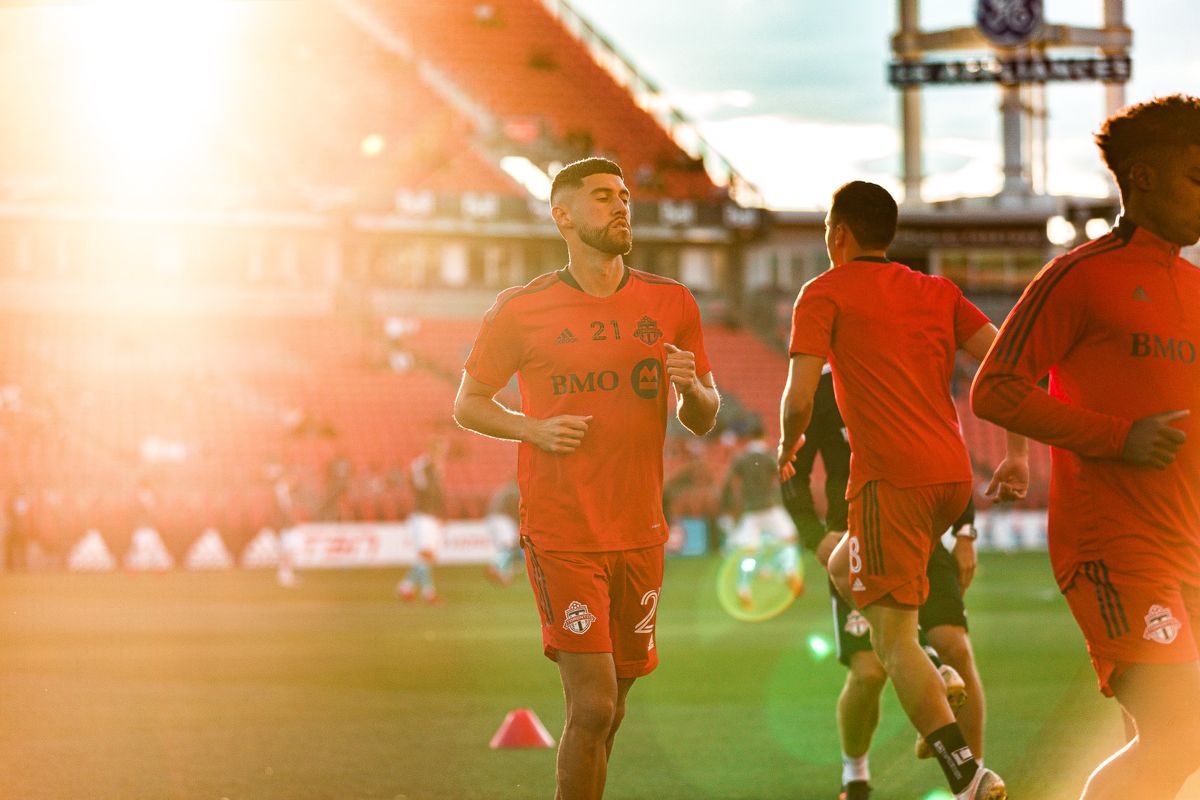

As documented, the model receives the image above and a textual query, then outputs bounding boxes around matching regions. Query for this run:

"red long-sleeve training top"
[972,219,1199,588]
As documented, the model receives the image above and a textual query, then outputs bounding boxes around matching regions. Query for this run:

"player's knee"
[566,694,618,737]
[848,658,888,693]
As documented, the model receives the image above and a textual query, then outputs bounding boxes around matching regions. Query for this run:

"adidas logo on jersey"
[555,328,578,344]
[852,578,866,592]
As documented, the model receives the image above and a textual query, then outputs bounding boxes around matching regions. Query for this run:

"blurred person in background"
[4,486,31,571]
[397,438,447,605]
[485,477,521,586]
[720,417,803,607]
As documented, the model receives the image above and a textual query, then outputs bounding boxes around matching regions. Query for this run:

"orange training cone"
[489,708,556,749]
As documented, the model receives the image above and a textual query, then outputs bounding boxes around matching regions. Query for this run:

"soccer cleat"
[396,582,416,602]
[940,664,968,709]
[838,779,871,800]
[957,767,1006,800]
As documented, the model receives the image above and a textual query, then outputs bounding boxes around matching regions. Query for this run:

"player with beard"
[454,158,720,800]
[973,94,1200,800]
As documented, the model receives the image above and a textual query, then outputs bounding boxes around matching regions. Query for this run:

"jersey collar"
[852,256,891,264]
[558,265,631,294]
[1112,216,1182,260]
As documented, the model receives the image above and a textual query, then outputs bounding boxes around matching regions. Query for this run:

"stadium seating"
[0,307,1051,563]
[360,0,722,200]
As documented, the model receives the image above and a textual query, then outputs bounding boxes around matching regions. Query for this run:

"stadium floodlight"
[500,156,553,202]
[1046,215,1077,247]
[1085,217,1111,240]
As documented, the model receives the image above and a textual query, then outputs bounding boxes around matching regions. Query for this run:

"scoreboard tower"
[890,0,1131,207]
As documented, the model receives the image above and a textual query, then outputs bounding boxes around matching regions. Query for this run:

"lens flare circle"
[716,543,803,622]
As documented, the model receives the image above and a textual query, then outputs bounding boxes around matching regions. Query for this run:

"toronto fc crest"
[1142,604,1182,645]
[633,315,663,346]
[844,609,871,638]
[563,600,597,634]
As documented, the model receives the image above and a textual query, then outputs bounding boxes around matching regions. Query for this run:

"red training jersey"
[972,219,1200,587]
[789,257,990,498]
[464,266,711,552]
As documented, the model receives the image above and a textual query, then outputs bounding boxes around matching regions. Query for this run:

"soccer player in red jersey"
[779,181,1028,800]
[972,95,1200,800]
[453,157,719,800]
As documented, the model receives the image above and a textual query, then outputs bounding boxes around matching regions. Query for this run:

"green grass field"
[2,552,1198,800]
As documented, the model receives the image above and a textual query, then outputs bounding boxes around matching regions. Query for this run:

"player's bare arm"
[453,372,592,455]
[777,353,824,481]
[663,342,720,436]
[960,322,1030,502]
[951,534,977,593]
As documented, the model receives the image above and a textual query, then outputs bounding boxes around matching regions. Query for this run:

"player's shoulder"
[920,271,967,297]
[627,268,702,311]
[484,271,565,322]
[797,268,836,298]
[1032,230,1130,287]
[628,267,684,287]
[627,267,694,299]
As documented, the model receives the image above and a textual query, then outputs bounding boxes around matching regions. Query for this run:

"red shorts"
[522,539,664,679]
[847,480,972,608]
[1062,562,1200,696]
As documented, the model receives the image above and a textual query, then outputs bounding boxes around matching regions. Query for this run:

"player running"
[779,181,1028,800]
[453,157,719,800]
[722,418,804,607]
[783,368,990,800]
[396,438,447,605]
[972,94,1200,800]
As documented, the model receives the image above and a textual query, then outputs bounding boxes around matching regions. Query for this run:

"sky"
[571,0,1200,209]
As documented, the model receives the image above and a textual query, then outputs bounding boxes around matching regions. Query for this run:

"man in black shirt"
[783,369,988,800]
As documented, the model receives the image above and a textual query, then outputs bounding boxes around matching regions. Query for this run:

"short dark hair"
[550,157,623,203]
[1096,94,1200,196]
[829,181,898,250]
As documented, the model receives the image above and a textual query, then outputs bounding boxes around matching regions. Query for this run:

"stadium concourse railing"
[344,0,751,205]
[538,0,762,208]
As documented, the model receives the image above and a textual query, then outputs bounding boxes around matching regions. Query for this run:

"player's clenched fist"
[1122,409,1189,470]
[777,439,803,482]
[663,342,698,394]
[525,414,593,454]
